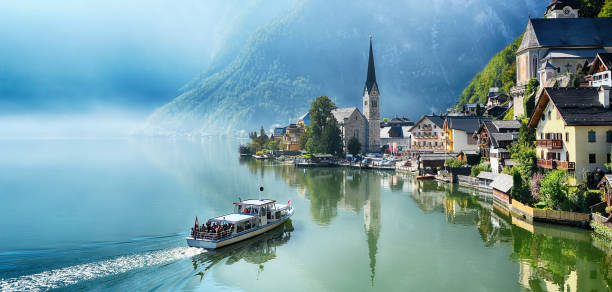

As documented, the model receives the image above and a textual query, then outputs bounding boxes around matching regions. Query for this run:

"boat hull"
[186,210,293,249]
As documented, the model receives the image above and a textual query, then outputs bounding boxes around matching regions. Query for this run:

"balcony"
[537,159,575,170]
[536,139,563,149]
[590,71,612,87]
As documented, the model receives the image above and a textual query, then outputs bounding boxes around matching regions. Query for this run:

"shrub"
[539,170,570,211]
[445,158,467,168]
[470,163,491,177]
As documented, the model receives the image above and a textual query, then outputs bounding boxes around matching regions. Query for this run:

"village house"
[474,120,520,173]
[588,53,612,87]
[511,1,612,118]
[462,103,485,116]
[272,127,286,143]
[380,117,414,153]
[409,115,446,153]
[528,87,612,184]
[281,123,304,151]
[485,88,509,108]
[443,116,490,154]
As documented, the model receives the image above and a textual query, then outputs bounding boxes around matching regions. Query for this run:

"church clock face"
[563,8,570,14]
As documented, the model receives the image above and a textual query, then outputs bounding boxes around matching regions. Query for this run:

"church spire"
[365,34,378,94]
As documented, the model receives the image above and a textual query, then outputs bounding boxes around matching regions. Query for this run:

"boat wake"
[0,246,204,292]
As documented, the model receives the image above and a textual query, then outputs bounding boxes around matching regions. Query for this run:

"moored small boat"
[186,197,294,249]
[416,174,435,180]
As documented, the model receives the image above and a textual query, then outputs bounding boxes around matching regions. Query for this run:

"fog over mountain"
[0,0,546,136]
[0,0,296,115]
[142,0,546,135]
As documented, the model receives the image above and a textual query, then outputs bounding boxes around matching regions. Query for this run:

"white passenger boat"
[186,198,294,249]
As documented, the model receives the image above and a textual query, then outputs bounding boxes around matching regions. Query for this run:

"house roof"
[492,120,521,131]
[409,115,446,132]
[426,115,446,127]
[477,171,498,181]
[541,61,558,70]
[504,159,519,166]
[273,127,286,136]
[485,106,508,119]
[542,49,603,60]
[419,153,458,161]
[529,87,612,127]
[332,107,362,124]
[518,18,612,53]
[490,132,517,148]
[490,174,513,193]
[589,53,612,75]
[445,116,490,133]
[299,112,310,125]
[380,127,391,139]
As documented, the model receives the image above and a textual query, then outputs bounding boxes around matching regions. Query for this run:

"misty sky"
[0,0,295,115]
[0,0,544,137]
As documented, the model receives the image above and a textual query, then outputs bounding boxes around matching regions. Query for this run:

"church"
[331,36,381,153]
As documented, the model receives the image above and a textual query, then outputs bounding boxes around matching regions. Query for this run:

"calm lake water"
[1,137,612,291]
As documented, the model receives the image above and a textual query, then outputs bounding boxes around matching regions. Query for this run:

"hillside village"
[241,0,612,237]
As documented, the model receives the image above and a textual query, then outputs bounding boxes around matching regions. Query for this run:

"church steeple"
[362,34,381,152]
[365,34,378,94]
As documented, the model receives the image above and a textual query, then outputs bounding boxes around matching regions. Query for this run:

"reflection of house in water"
[511,218,612,291]
[409,183,445,213]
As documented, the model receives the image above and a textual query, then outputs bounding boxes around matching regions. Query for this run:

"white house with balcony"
[408,115,446,154]
[589,53,612,87]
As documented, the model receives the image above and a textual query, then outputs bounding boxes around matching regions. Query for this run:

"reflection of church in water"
[338,170,381,285]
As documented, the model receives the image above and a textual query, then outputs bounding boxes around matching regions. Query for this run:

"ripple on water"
[0,247,204,292]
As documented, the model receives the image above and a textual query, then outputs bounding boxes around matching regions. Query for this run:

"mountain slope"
[141,0,547,135]
[456,0,606,108]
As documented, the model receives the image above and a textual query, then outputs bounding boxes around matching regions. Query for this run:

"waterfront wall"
[510,199,590,227]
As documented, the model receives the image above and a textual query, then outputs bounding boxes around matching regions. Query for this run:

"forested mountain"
[141,0,547,135]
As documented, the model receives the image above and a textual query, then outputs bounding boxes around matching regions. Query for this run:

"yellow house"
[442,116,489,153]
[528,87,612,184]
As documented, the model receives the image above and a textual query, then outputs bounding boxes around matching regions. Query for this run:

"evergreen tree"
[347,136,362,156]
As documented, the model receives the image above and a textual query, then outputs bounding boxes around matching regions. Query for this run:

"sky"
[0,0,295,116]
[0,0,542,137]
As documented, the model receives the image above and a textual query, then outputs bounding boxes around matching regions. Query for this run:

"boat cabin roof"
[234,199,276,206]
[211,213,255,223]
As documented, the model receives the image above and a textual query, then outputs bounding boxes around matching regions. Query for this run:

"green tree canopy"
[597,0,612,17]
[306,96,343,156]
[540,170,570,211]
[347,136,361,156]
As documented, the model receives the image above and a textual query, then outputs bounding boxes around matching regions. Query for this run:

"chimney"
[599,86,610,108]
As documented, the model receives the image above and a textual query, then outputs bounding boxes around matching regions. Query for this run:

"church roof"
[518,18,612,53]
[332,107,363,124]
[365,37,378,95]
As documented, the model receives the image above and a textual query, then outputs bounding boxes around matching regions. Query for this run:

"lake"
[1,137,611,291]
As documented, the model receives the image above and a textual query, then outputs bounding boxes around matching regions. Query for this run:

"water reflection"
[191,220,294,280]
[238,158,612,290]
[240,159,383,283]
